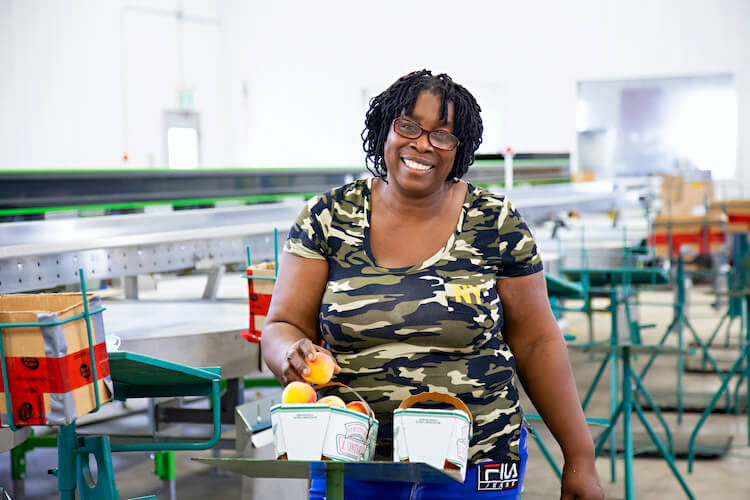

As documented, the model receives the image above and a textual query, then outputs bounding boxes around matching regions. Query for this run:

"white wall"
[2,0,749,191]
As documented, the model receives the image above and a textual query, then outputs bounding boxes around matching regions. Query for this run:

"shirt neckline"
[362,177,473,274]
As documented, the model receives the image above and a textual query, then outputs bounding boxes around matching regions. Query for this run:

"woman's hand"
[280,338,341,384]
[560,456,604,500]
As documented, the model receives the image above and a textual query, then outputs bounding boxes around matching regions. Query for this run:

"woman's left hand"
[560,456,604,500]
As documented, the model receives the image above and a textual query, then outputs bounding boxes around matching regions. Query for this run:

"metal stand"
[688,286,750,472]
[583,344,696,500]
[637,257,727,423]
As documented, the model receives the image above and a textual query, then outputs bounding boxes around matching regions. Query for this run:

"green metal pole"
[633,401,695,499]
[609,288,618,483]
[526,420,562,478]
[57,423,78,500]
[622,346,634,500]
[325,464,345,500]
[10,444,26,481]
[688,353,746,472]
[581,356,610,411]
[676,257,685,424]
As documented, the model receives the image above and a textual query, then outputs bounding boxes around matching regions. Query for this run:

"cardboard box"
[271,384,378,462]
[710,200,750,233]
[571,171,595,183]
[0,293,112,426]
[244,262,275,342]
[659,175,714,216]
[650,213,726,258]
[393,392,472,482]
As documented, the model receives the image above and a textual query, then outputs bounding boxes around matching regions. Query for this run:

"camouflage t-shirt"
[284,177,543,464]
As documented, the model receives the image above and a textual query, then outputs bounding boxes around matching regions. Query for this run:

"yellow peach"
[318,395,346,408]
[345,401,370,416]
[281,381,317,404]
[302,353,335,385]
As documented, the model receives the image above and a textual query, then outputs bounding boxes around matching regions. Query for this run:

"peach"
[281,381,317,404]
[345,401,370,416]
[318,395,346,408]
[302,353,335,385]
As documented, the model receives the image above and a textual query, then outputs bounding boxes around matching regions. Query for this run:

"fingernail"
[308,353,315,360]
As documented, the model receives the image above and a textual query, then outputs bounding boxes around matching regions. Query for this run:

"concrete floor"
[1,284,749,499]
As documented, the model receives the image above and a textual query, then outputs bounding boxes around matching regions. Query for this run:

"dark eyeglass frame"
[392,117,460,151]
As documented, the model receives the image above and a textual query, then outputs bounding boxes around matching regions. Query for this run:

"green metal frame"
[10,431,57,480]
[592,345,695,500]
[688,275,750,470]
[1,271,224,499]
[561,267,678,486]
[637,257,729,424]
[524,414,608,480]
[243,227,279,280]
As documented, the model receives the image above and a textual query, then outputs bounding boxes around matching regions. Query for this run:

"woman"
[262,69,603,500]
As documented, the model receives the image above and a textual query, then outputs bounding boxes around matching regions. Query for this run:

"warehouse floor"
[1,281,749,499]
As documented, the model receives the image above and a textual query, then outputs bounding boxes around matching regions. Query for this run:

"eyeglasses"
[392,117,460,151]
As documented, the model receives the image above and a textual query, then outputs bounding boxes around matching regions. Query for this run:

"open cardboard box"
[0,293,112,426]
[393,392,472,482]
[271,383,379,462]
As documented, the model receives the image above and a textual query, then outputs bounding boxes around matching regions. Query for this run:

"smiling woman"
[261,69,604,500]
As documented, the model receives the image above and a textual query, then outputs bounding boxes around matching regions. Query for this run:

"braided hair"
[362,69,483,181]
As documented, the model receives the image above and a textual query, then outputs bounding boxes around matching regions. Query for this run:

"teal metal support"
[76,436,119,500]
[111,379,221,452]
[621,347,634,500]
[581,354,610,410]
[629,367,675,456]
[676,259,685,424]
[243,227,280,281]
[638,257,729,413]
[689,290,750,471]
[608,288,618,484]
[57,423,78,500]
[525,420,562,479]
[632,400,694,500]
[594,346,695,500]
[79,272,102,414]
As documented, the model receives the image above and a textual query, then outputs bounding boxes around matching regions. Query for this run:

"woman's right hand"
[280,338,341,384]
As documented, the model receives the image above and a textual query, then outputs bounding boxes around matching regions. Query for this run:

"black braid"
[362,69,483,181]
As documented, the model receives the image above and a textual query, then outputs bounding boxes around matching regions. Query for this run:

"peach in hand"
[282,381,317,404]
[345,401,370,416]
[318,395,346,408]
[302,353,335,385]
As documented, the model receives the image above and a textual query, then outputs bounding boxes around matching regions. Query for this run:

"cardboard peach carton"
[393,392,472,482]
[271,383,378,462]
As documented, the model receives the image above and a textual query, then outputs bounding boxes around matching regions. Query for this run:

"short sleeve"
[284,194,330,261]
[496,198,543,277]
